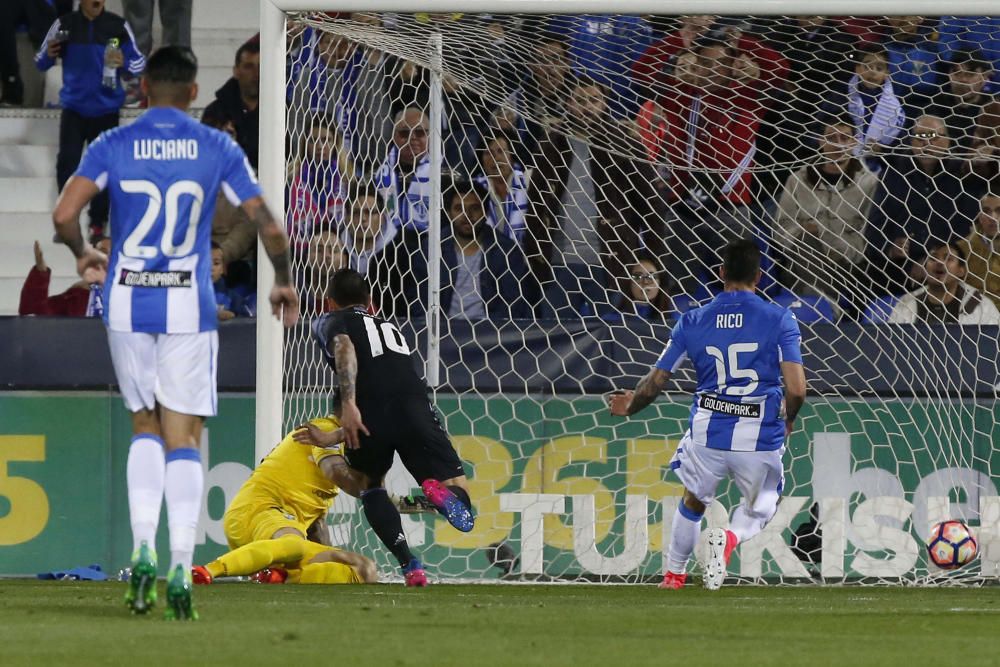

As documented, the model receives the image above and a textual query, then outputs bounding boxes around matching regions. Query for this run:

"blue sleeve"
[229,289,244,316]
[286,27,314,102]
[654,316,688,373]
[241,292,257,317]
[311,312,348,362]
[34,19,60,71]
[311,314,333,361]
[219,137,263,205]
[778,309,803,365]
[122,21,146,76]
[74,133,112,190]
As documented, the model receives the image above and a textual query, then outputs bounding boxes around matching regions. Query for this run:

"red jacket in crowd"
[632,31,789,96]
[19,267,91,316]
[638,82,765,206]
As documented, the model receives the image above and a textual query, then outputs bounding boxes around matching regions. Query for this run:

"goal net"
[276,11,1000,584]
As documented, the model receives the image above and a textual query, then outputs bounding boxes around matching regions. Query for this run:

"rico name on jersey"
[311,306,429,407]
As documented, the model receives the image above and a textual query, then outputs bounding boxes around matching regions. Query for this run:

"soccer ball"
[926,520,978,570]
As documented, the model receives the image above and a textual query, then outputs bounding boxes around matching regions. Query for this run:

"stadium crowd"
[10,10,1000,326]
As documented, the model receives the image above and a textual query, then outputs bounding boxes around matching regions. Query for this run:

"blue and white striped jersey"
[655,291,803,452]
[74,107,262,333]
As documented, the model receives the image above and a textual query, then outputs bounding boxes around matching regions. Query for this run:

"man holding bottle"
[35,0,145,240]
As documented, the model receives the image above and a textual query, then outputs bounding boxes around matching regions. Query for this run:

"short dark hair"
[443,178,488,212]
[476,132,516,169]
[327,268,370,306]
[235,39,260,67]
[823,112,856,132]
[948,48,992,74]
[211,241,222,251]
[721,238,761,284]
[145,46,198,85]
[631,250,661,269]
[692,31,738,57]
[347,180,380,208]
[924,238,967,266]
[851,43,888,66]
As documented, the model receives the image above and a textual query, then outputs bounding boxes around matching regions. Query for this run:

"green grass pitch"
[2,580,999,666]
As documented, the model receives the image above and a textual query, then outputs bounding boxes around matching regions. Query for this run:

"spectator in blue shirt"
[881,16,945,115]
[211,243,244,321]
[545,14,655,119]
[939,17,1000,73]
[35,0,144,240]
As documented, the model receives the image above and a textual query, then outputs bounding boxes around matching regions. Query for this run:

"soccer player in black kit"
[299,268,474,586]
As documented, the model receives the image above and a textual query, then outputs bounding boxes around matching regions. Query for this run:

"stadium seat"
[862,295,901,324]
[754,232,778,295]
[691,282,718,304]
[671,294,701,315]
[773,290,836,323]
[539,263,610,319]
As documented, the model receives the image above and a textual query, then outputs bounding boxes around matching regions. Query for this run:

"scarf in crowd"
[473,166,530,245]
[847,74,905,150]
[375,145,432,231]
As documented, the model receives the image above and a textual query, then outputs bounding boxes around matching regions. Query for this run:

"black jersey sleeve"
[311,311,350,364]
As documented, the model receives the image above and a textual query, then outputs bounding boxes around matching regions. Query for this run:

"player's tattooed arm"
[243,196,292,286]
[627,368,671,415]
[332,333,370,449]
[333,334,358,402]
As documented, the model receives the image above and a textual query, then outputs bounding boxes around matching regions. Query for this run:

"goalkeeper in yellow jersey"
[192,417,377,585]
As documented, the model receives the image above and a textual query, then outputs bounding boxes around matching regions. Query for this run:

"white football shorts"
[107,329,219,417]
[669,431,785,514]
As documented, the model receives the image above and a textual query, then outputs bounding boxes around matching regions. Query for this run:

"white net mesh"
[279,13,1000,583]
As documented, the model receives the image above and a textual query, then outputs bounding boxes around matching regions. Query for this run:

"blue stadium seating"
[773,290,836,323]
[862,295,901,324]
[671,294,701,315]
[539,263,611,319]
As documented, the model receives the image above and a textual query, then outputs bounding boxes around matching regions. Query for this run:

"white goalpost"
[256,0,1000,584]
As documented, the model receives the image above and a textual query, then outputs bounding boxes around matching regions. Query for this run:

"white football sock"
[127,434,165,556]
[164,448,204,574]
[730,506,768,543]
[666,504,703,574]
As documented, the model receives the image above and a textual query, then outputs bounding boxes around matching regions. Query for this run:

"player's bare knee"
[131,409,160,437]
[682,490,706,516]
[158,408,203,451]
